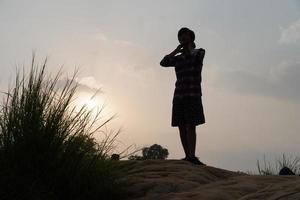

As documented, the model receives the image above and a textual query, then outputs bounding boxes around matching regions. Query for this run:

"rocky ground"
[116,159,300,200]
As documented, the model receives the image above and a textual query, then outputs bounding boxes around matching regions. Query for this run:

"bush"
[256,153,300,175]
[128,144,169,160]
[0,56,127,200]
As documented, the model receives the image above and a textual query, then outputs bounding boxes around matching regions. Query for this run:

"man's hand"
[175,44,183,53]
[168,44,183,57]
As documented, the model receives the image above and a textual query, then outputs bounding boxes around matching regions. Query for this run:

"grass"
[255,153,300,175]
[0,55,128,200]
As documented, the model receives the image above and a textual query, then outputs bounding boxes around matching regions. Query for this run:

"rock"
[115,159,300,200]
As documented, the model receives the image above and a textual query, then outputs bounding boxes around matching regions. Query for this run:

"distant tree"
[128,144,169,160]
[142,144,169,160]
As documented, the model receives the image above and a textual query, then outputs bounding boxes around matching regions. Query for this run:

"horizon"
[1,0,300,172]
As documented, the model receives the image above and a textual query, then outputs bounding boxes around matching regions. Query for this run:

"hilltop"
[116,159,300,200]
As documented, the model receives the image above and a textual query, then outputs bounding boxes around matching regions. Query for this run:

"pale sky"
[1,0,300,172]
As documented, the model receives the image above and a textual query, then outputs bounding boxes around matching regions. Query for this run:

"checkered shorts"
[171,96,205,127]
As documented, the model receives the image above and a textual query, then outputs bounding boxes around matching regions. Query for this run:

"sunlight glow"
[73,91,116,119]
[85,98,98,110]
[74,92,104,113]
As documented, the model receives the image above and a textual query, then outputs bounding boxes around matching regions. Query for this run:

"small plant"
[0,55,127,199]
[128,144,169,160]
[256,153,300,175]
[256,154,277,175]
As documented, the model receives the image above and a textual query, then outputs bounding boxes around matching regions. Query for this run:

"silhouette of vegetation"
[256,153,300,175]
[128,144,169,160]
[0,55,127,199]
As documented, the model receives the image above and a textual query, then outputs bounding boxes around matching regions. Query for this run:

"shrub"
[256,153,300,175]
[0,56,127,200]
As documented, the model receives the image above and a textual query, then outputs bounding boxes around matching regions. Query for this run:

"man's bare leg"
[179,125,190,158]
[186,124,196,157]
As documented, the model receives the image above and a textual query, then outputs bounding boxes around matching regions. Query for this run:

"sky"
[0,0,300,172]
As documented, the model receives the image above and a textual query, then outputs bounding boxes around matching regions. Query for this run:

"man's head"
[178,27,195,48]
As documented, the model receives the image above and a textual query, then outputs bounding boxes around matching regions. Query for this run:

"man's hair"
[178,27,196,48]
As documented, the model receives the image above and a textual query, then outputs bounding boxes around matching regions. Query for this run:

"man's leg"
[178,125,190,158]
[186,124,196,157]
[185,124,206,165]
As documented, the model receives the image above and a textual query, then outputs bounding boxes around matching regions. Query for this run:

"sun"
[73,91,116,122]
[74,92,104,112]
[85,98,98,110]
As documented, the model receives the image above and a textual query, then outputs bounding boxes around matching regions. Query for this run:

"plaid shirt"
[160,48,205,99]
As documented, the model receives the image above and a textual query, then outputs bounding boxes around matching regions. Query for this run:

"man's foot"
[181,156,190,161]
[187,156,206,165]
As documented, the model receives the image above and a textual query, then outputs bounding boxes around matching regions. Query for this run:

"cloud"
[216,61,300,101]
[94,32,108,42]
[279,18,300,44]
[56,76,104,94]
[113,39,134,46]
[93,31,135,47]
[76,76,103,90]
